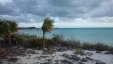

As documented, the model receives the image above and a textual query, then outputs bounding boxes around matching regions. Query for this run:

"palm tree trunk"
[8,33,11,47]
[0,40,1,48]
[43,31,45,51]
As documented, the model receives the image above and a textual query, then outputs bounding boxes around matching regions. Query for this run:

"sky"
[0,0,113,28]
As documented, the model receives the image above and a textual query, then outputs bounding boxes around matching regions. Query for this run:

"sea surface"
[18,28,113,45]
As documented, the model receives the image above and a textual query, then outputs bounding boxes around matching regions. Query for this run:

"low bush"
[27,38,43,47]
[52,34,63,41]
[82,42,94,50]
[2,33,113,53]
[74,48,81,55]
[94,43,111,51]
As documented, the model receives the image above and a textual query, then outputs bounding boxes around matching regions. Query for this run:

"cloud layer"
[0,0,113,27]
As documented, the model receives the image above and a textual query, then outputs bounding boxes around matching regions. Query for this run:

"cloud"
[0,0,12,6]
[0,0,113,27]
[0,0,19,16]
[0,0,109,18]
[18,17,113,28]
[48,0,74,7]
[0,13,43,22]
[87,0,113,17]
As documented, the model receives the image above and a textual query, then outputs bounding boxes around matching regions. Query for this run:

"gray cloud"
[88,0,113,17]
[13,0,38,14]
[0,2,20,16]
[0,0,113,23]
[48,0,74,7]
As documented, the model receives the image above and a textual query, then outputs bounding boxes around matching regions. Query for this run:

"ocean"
[18,28,113,45]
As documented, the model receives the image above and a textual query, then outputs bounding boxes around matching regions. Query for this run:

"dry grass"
[0,49,7,59]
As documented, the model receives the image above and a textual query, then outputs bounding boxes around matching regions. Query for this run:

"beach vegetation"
[0,19,113,58]
[41,17,54,50]
[74,48,81,55]
[0,19,17,47]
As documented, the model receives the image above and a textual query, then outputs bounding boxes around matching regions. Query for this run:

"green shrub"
[12,34,27,45]
[82,42,93,49]
[27,38,43,47]
[74,48,81,55]
[94,43,110,51]
[9,33,113,53]
[52,34,63,41]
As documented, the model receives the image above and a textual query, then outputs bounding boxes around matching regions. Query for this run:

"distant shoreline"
[17,27,36,30]
[18,27,113,30]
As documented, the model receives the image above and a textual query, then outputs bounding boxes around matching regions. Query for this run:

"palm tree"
[0,21,6,47]
[41,17,54,50]
[0,19,17,47]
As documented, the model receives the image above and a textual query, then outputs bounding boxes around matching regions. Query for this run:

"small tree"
[41,17,54,50]
[0,19,17,47]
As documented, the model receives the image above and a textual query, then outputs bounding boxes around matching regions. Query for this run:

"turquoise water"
[18,28,113,45]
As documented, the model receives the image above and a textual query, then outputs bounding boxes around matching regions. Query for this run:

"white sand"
[16,50,113,64]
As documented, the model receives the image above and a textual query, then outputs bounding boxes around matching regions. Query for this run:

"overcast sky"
[0,0,113,28]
